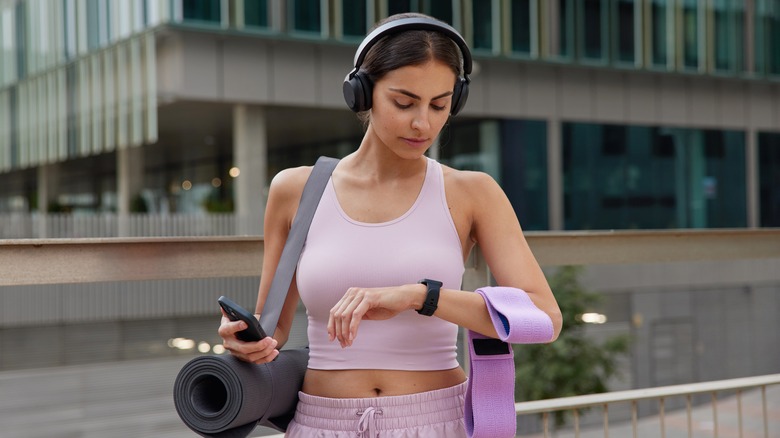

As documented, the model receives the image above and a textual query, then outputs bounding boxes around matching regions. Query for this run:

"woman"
[219,12,562,437]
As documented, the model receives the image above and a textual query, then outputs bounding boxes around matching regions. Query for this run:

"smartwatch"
[417,279,443,316]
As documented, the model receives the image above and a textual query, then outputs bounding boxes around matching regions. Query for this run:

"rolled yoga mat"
[173,348,309,437]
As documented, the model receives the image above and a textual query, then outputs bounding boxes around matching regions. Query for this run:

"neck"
[347,126,428,181]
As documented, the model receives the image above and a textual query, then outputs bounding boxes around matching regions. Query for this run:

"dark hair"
[357,13,463,124]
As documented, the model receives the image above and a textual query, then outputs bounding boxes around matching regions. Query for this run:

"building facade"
[1,0,779,400]
[1,0,779,234]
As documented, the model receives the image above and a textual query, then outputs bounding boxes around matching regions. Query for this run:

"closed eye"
[394,101,413,110]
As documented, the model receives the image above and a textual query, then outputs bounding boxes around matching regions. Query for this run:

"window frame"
[611,0,642,68]
[467,0,502,55]
[336,0,373,41]
[576,0,610,65]
[287,0,329,38]
[504,0,539,58]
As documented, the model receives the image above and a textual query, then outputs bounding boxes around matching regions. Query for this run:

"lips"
[402,137,429,147]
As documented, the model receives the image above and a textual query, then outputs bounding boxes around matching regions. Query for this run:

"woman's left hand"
[327,284,423,348]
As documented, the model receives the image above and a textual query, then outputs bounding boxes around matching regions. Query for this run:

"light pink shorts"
[285,381,467,437]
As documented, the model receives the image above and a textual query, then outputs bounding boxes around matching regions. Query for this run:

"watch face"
[417,279,442,316]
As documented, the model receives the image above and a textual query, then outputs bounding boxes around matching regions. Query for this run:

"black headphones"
[342,17,472,116]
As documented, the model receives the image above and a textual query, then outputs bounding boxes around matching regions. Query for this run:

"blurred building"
[0,0,779,391]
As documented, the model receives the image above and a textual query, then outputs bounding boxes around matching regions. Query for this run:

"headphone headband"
[349,17,472,78]
[343,16,472,115]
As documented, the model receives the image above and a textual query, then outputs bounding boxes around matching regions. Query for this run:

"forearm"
[411,284,559,342]
[408,284,499,338]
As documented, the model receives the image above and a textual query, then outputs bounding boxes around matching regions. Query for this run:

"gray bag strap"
[259,156,339,336]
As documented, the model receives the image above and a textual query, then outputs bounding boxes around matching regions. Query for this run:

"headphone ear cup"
[343,71,373,113]
[450,77,469,116]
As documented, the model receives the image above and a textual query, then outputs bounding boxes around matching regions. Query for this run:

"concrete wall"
[154,29,780,131]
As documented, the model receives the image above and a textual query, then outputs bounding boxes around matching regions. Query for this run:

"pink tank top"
[296,158,465,370]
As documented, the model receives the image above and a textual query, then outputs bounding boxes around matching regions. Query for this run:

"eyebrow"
[388,88,453,101]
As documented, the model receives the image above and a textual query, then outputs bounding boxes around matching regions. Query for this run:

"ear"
[343,71,373,113]
[450,77,469,116]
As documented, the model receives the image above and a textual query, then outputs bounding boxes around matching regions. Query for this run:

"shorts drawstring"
[357,407,382,437]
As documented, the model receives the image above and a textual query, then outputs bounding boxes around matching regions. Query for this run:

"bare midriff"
[302,367,467,398]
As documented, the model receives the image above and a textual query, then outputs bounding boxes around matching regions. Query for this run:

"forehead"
[376,60,457,94]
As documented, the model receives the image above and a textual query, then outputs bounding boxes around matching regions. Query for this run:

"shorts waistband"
[293,381,467,431]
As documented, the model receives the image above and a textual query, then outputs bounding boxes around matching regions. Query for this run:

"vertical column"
[479,121,501,179]
[117,145,144,236]
[744,0,755,73]
[36,163,60,238]
[233,105,268,236]
[547,117,563,230]
[746,127,759,228]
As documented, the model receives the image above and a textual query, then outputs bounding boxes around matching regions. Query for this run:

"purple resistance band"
[465,287,554,438]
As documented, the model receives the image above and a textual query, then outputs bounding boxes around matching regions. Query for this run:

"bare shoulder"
[440,164,503,203]
[267,165,315,223]
[269,165,312,196]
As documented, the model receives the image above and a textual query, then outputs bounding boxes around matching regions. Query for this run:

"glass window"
[15,0,26,79]
[552,0,574,58]
[388,0,417,16]
[759,132,780,226]
[63,0,77,60]
[341,0,367,38]
[66,65,77,158]
[500,120,549,231]
[613,0,637,64]
[86,0,100,50]
[712,0,744,73]
[696,130,746,228]
[563,123,746,230]
[438,119,548,230]
[424,0,454,25]
[766,0,780,74]
[650,0,671,67]
[181,0,221,24]
[580,0,607,61]
[290,0,322,34]
[471,0,495,51]
[681,0,701,69]
[510,0,532,54]
[1,7,16,86]
[9,88,18,168]
[244,0,269,28]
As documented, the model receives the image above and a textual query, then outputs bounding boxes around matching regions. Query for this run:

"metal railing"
[516,374,780,438]
[0,212,241,239]
[1,228,779,438]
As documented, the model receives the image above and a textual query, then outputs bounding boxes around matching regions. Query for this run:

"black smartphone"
[218,295,268,342]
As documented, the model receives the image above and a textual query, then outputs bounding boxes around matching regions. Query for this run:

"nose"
[411,108,431,132]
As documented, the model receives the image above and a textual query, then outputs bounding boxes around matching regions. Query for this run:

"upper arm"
[254,166,312,344]
[460,172,562,338]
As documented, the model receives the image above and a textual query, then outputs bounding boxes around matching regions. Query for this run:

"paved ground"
[0,357,280,438]
[0,358,777,437]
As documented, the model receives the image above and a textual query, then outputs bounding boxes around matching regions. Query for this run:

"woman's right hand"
[217,312,280,364]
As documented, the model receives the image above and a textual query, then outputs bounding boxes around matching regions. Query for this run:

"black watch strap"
[417,279,443,316]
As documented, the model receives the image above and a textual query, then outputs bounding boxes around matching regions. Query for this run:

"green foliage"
[513,266,630,426]
[202,188,234,213]
[130,194,149,213]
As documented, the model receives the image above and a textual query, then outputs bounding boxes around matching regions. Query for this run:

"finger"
[217,318,247,338]
[225,336,275,363]
[329,295,353,346]
[247,337,279,363]
[250,349,279,364]
[348,300,370,343]
[327,298,345,342]
[339,293,366,347]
